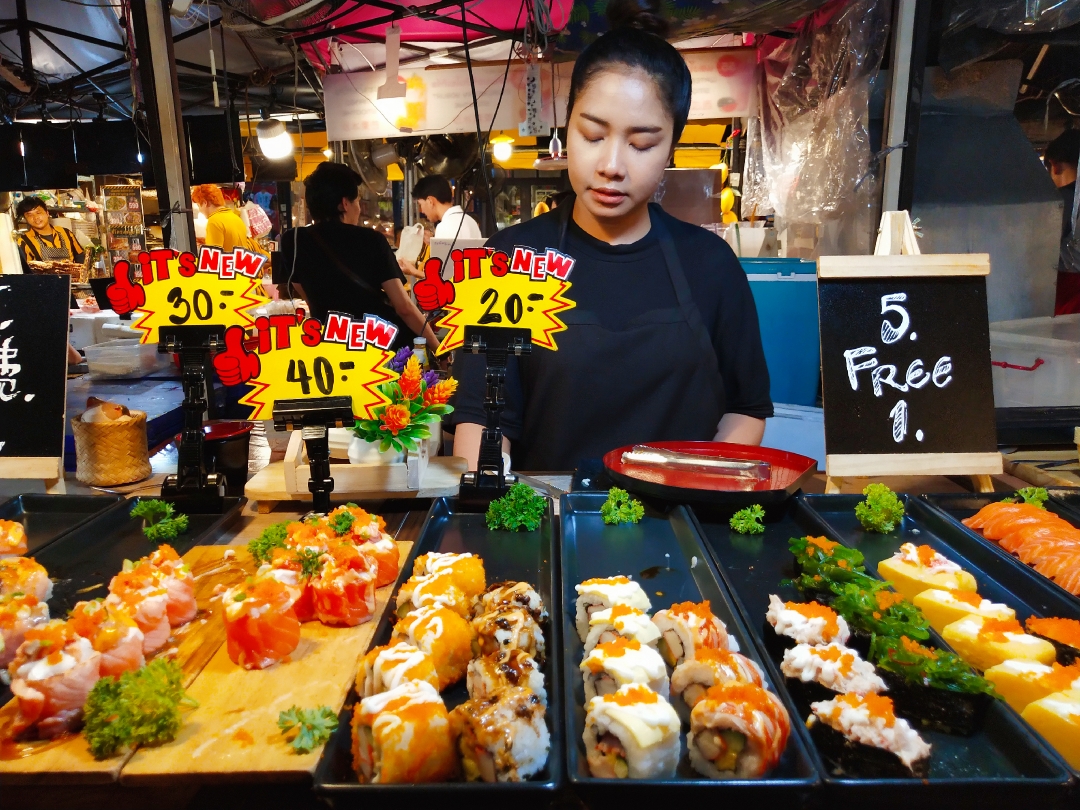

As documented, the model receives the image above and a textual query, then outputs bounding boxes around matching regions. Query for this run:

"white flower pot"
[348,435,404,466]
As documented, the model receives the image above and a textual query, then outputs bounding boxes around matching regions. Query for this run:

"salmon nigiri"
[0,592,49,670]
[145,545,197,626]
[257,547,320,622]
[1017,538,1080,566]
[8,620,101,738]
[963,502,1027,530]
[1001,523,1080,555]
[981,510,1063,541]
[0,557,53,602]
[223,577,301,670]
[107,565,171,655]
[0,519,27,558]
[311,544,377,627]
[1052,562,1080,596]
[68,599,145,677]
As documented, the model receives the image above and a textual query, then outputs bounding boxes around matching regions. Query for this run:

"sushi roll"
[351,680,459,783]
[984,660,1080,712]
[144,546,197,627]
[0,592,49,672]
[450,686,550,782]
[780,643,886,704]
[913,588,1015,635]
[68,599,145,677]
[0,556,53,602]
[222,577,301,670]
[583,684,681,779]
[581,637,669,700]
[807,692,931,778]
[575,576,652,642]
[765,595,850,652]
[412,552,486,600]
[392,604,475,690]
[472,606,546,662]
[652,601,730,668]
[472,581,547,624]
[8,619,102,739]
[671,648,765,710]
[877,543,977,602]
[107,565,171,655]
[357,536,400,589]
[584,604,661,654]
[1026,617,1080,665]
[395,571,470,619]
[0,519,27,558]
[356,641,440,697]
[467,648,547,706]
[259,547,319,622]
[687,683,791,778]
[284,521,332,554]
[943,615,1056,671]
[1021,689,1080,768]
[311,543,377,627]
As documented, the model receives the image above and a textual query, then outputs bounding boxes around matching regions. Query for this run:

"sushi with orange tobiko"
[107,565,171,655]
[359,537,400,588]
[68,599,145,677]
[0,557,53,602]
[0,592,50,671]
[145,545,197,626]
[222,578,301,670]
[311,544,377,627]
[257,547,320,622]
[0,519,27,558]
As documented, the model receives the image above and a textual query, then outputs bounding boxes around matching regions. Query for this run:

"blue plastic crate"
[741,258,820,408]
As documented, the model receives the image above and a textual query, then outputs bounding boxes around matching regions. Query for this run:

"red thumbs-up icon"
[413,258,455,312]
[106,260,146,314]
[213,325,260,386]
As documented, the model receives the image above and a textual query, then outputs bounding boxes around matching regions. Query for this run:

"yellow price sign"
[105,248,267,344]
[413,247,576,355]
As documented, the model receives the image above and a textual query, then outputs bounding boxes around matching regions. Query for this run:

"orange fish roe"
[837,559,851,570]
[874,591,905,610]
[695,647,736,664]
[232,729,255,747]
[806,536,839,555]
[705,682,776,710]
[951,590,984,608]
[785,601,841,638]
[1044,663,1080,691]
[832,692,896,727]
[979,618,1025,643]
[587,638,642,670]
[1026,617,1080,649]
[813,645,854,676]
[0,593,39,629]
[582,576,631,587]
[900,636,938,659]
[608,685,659,705]
[916,545,938,567]
[669,600,713,619]
[23,620,75,655]
[608,604,639,621]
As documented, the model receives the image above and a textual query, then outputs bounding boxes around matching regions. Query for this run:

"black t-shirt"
[451,208,773,454]
[280,221,415,347]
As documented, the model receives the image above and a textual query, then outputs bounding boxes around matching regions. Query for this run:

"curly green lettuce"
[278,705,339,754]
[601,487,645,526]
[1003,487,1048,508]
[130,499,189,543]
[870,634,997,696]
[729,504,765,535]
[486,482,547,532]
[854,483,905,533]
[247,521,289,565]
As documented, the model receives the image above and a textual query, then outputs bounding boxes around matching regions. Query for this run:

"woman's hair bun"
[607,0,670,39]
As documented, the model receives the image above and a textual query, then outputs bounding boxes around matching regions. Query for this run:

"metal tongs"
[621,445,770,480]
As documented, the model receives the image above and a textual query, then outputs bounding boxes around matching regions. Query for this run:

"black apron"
[513,203,725,470]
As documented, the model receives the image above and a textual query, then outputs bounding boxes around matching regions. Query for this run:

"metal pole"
[881,0,917,212]
[129,0,195,253]
[14,0,33,87]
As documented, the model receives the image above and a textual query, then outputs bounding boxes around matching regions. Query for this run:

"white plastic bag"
[396,223,425,264]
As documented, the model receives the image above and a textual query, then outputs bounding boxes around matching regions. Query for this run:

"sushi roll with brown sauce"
[807,692,931,778]
[472,580,547,624]
[652,600,730,668]
[584,604,661,654]
[356,642,439,697]
[467,648,547,706]
[471,606,545,662]
[781,642,887,704]
[575,576,651,642]
[412,552,486,600]
[583,684,681,779]
[765,595,850,650]
[687,683,791,779]
[450,686,550,782]
[581,636,669,700]
[671,647,765,709]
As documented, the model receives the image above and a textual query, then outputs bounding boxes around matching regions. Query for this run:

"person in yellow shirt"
[191,184,266,256]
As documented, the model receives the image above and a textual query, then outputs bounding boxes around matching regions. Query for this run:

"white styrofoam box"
[763,403,825,470]
[100,321,143,340]
[69,311,121,350]
[84,339,172,380]
[989,314,1080,408]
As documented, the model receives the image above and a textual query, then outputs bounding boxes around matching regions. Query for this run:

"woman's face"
[567,67,674,224]
[24,205,51,232]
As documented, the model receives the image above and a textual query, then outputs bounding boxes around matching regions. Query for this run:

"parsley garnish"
[130,499,190,543]
[1003,487,1048,508]
[277,705,339,753]
[729,504,766,535]
[247,522,289,565]
[485,482,546,532]
[854,483,905,533]
[600,487,645,525]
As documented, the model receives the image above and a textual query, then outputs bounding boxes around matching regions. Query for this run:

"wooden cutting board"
[118,540,411,785]
[0,545,255,785]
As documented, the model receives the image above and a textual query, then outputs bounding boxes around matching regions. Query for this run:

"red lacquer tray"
[602,441,817,507]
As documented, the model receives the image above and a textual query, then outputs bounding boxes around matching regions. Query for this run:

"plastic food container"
[989,314,1080,407]
[84,338,172,380]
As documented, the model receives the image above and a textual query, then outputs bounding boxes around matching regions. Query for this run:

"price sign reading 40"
[214,310,400,421]
[413,246,576,355]
[105,247,267,343]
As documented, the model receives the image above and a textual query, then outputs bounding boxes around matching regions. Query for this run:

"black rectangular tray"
[0,493,123,555]
[692,497,1073,808]
[560,492,819,806]
[315,496,563,808]
[1049,488,1080,524]
[922,493,1080,611]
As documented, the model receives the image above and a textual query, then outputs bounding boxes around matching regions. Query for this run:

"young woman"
[451,0,771,470]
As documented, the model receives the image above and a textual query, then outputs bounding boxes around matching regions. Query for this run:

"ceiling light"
[256,118,294,160]
[491,136,514,163]
[322,147,334,159]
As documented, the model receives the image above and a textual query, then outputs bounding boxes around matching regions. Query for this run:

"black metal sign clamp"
[272,395,354,515]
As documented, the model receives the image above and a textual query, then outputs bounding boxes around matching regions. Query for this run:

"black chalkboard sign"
[0,275,69,470]
[817,253,1001,478]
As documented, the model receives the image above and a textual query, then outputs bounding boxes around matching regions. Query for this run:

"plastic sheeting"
[741,0,891,236]
[945,0,1080,35]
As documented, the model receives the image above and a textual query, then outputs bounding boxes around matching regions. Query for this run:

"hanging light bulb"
[322,147,334,159]
[256,115,294,160]
[491,135,515,163]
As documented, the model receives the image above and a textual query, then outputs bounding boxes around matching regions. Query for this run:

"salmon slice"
[1052,562,1080,596]
[1000,523,1080,554]
[963,502,1028,529]
[1017,538,1080,565]
[1034,551,1080,580]
[982,512,1066,541]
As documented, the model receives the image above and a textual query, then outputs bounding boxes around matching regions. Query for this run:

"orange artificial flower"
[399,355,422,401]
[423,378,458,407]
[380,404,411,435]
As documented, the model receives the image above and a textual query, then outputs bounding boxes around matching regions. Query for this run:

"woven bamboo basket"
[71,409,152,486]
